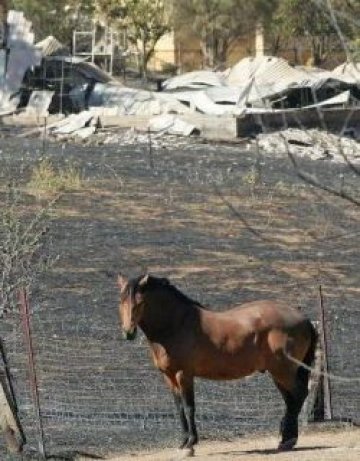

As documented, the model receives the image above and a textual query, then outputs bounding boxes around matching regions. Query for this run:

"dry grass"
[27,158,83,197]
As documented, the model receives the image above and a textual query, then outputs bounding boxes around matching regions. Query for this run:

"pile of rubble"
[36,110,199,141]
[99,128,202,151]
[255,128,360,164]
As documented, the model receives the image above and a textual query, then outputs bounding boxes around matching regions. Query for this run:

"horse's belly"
[194,353,258,380]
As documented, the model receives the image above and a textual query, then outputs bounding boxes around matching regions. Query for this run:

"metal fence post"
[18,288,46,458]
[318,285,333,420]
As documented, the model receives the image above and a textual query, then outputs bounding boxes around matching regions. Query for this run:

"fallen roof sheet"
[225,56,353,99]
[89,83,191,116]
[298,65,357,88]
[302,90,351,108]
[50,111,97,135]
[161,56,358,115]
[162,70,225,91]
[48,56,113,84]
[332,62,360,84]
[226,56,313,88]
[148,114,199,136]
[168,89,243,116]
[243,90,351,115]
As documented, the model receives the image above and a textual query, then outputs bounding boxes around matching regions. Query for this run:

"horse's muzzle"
[123,328,137,341]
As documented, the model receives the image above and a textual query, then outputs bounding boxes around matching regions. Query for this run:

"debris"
[35,35,70,57]
[170,90,243,116]
[162,56,360,114]
[302,90,351,109]
[50,111,98,136]
[0,15,358,149]
[72,125,97,139]
[100,127,203,151]
[0,10,41,112]
[254,128,360,164]
[25,90,54,118]
[162,70,225,91]
[148,114,199,136]
[333,62,360,84]
[89,84,190,116]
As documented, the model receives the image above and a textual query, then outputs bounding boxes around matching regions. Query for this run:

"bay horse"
[117,273,317,454]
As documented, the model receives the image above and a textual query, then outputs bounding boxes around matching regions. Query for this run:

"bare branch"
[281,135,360,207]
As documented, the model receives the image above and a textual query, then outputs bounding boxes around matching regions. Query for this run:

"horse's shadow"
[210,445,333,457]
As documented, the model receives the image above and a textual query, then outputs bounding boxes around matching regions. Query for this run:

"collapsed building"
[0,10,359,138]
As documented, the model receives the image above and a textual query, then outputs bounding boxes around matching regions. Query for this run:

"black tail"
[297,321,318,384]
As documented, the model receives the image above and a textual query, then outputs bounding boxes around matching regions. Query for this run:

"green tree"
[95,0,170,77]
[9,0,94,46]
[171,0,276,68]
[271,0,358,65]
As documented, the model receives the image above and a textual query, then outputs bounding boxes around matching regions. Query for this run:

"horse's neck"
[139,290,195,342]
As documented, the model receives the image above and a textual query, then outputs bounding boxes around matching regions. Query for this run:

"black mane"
[134,275,205,309]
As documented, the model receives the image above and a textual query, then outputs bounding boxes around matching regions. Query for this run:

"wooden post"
[0,337,25,454]
[0,378,24,453]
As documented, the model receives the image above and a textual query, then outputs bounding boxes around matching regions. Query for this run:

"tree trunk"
[311,38,326,67]
[215,36,229,68]
[141,39,147,79]
[199,27,215,68]
[270,35,281,56]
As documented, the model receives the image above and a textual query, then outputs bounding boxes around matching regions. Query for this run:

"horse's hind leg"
[274,367,310,451]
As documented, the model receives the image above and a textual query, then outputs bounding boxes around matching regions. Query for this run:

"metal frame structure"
[72,26,124,76]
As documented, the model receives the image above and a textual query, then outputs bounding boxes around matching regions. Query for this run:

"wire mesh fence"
[327,300,360,424]
[1,273,358,457]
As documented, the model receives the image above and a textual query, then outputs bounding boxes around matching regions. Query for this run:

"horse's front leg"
[164,375,189,449]
[173,391,189,448]
[164,372,198,454]
[177,372,197,450]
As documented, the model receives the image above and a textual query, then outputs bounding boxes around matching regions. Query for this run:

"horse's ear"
[117,274,128,290]
[138,274,150,288]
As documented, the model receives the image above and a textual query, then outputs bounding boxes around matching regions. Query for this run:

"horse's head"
[117,273,150,340]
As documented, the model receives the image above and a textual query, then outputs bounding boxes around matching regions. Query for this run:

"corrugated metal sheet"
[88,84,191,116]
[48,56,113,84]
[162,71,225,91]
[226,56,315,90]
[36,35,70,57]
[226,56,356,99]
[333,62,360,84]
[76,61,114,84]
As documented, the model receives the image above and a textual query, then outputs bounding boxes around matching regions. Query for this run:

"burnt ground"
[0,130,359,459]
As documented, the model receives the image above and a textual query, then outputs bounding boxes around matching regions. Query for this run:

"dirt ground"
[105,427,360,461]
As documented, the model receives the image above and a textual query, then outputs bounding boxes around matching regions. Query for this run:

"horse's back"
[225,299,308,331]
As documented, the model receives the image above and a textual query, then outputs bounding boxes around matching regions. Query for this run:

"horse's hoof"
[175,447,195,459]
[278,437,297,451]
